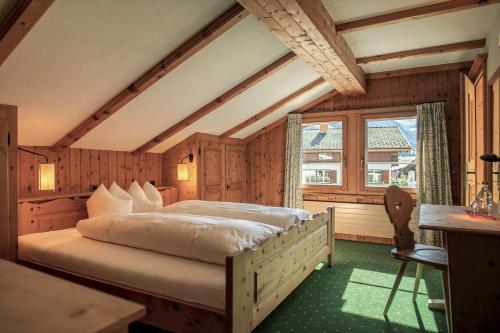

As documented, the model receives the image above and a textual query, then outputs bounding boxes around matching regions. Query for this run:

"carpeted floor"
[131,240,447,333]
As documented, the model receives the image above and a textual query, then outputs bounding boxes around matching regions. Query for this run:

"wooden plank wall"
[18,146,163,198]
[312,70,463,204]
[245,70,463,206]
[245,121,287,206]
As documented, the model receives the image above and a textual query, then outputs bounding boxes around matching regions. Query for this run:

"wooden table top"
[419,204,500,236]
[0,259,145,333]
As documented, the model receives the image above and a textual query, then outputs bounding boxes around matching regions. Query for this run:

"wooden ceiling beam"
[0,0,54,67]
[357,39,486,64]
[51,4,247,152]
[365,61,473,80]
[336,0,500,33]
[133,51,297,154]
[238,0,365,95]
[220,78,325,138]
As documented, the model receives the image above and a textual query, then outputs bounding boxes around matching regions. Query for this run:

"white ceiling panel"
[362,48,485,73]
[0,0,234,146]
[74,15,290,151]
[150,59,323,152]
[232,83,333,139]
[343,5,500,58]
[321,0,442,23]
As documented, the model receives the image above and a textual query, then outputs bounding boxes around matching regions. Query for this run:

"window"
[301,108,417,197]
[364,116,417,189]
[302,121,344,187]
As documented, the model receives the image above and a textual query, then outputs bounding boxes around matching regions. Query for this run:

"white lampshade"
[39,163,55,191]
[177,163,189,181]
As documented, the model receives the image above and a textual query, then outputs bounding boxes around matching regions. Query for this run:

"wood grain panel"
[18,147,164,199]
[245,121,287,206]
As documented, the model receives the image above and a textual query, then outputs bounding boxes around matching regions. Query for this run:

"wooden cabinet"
[164,133,246,202]
[0,104,17,261]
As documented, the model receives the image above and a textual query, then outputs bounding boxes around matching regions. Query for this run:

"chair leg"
[413,263,424,301]
[384,261,408,315]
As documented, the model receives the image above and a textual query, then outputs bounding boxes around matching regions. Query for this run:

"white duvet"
[76,213,281,266]
[157,200,311,230]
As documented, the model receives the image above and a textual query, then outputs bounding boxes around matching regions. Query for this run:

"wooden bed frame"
[17,198,335,333]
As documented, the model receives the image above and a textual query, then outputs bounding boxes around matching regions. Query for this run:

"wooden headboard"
[18,198,88,236]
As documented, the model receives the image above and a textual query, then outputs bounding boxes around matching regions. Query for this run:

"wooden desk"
[0,260,145,333]
[419,204,500,333]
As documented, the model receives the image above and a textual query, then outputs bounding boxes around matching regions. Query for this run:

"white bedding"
[158,200,311,230]
[18,228,226,309]
[76,213,281,266]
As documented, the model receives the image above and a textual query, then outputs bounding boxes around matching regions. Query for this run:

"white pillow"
[143,181,163,207]
[127,181,157,213]
[109,181,133,201]
[86,184,133,218]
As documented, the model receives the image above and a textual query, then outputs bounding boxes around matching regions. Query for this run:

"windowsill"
[303,191,416,205]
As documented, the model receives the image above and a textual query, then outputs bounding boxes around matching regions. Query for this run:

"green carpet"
[131,240,447,333]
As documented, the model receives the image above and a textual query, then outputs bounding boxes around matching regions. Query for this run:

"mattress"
[18,228,226,310]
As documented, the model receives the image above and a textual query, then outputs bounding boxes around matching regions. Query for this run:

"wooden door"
[199,140,225,201]
[225,144,246,202]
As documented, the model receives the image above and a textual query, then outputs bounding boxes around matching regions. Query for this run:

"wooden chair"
[383,185,448,316]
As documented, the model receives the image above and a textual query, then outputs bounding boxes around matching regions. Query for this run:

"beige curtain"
[416,102,452,246]
[283,113,303,209]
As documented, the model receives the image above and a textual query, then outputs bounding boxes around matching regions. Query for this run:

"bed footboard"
[226,206,334,333]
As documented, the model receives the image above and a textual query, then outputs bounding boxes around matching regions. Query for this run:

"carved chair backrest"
[384,185,415,250]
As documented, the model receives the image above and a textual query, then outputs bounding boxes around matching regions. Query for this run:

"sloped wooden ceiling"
[0,0,498,153]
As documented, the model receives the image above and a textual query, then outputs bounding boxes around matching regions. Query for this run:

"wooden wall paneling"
[18,148,165,199]
[80,149,91,193]
[69,148,80,193]
[88,149,99,188]
[98,150,109,187]
[57,148,70,194]
[108,151,117,186]
[245,122,286,206]
[116,151,126,187]
[125,153,133,188]
[146,153,154,183]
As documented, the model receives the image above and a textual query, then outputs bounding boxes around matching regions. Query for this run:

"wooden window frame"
[302,106,417,199]
[358,110,417,195]
[302,116,349,193]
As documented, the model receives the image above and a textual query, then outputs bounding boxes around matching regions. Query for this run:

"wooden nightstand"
[0,259,145,333]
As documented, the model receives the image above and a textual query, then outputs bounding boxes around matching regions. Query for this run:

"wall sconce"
[177,153,193,181]
[18,147,56,191]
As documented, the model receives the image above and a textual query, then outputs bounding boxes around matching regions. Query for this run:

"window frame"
[302,116,349,193]
[358,110,417,195]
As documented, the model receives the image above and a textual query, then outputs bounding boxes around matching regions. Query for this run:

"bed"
[17,198,334,333]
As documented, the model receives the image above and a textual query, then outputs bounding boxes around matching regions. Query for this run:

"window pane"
[365,117,417,188]
[302,121,342,185]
